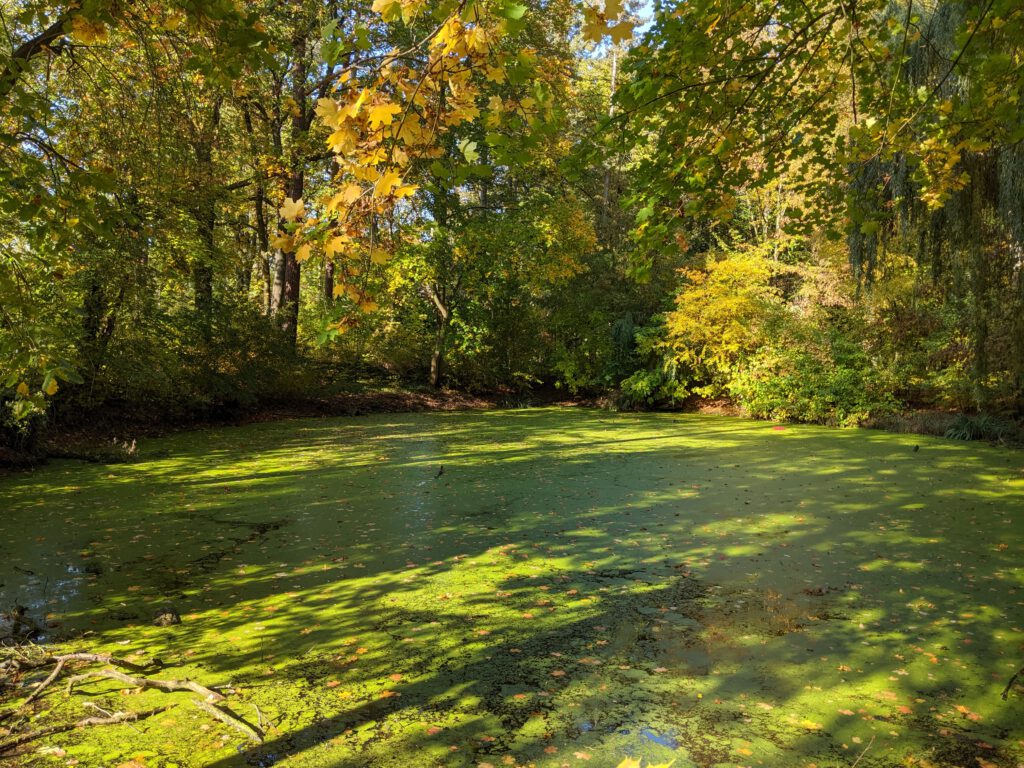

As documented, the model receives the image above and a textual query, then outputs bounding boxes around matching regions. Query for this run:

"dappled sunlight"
[2,409,1023,767]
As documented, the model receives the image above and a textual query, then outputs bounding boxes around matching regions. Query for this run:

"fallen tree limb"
[192,698,263,743]
[10,653,160,710]
[30,652,155,672]
[1,650,259,750]
[66,668,224,702]
[0,705,171,754]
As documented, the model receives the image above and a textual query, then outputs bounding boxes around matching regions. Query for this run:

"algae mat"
[1,409,1023,767]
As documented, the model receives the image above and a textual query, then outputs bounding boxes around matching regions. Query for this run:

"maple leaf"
[16,381,29,397]
[325,236,349,258]
[616,759,641,768]
[316,98,343,128]
[328,184,363,213]
[70,15,109,44]
[374,170,403,197]
[581,8,607,42]
[329,126,362,156]
[605,0,624,17]
[371,0,403,22]
[607,20,634,43]
[338,89,369,121]
[279,197,305,221]
[367,102,403,129]
[295,243,312,263]
[271,233,294,252]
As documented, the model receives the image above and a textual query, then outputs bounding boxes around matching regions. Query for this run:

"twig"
[851,734,875,768]
[0,705,171,753]
[83,701,141,733]
[21,657,67,704]
[66,668,224,702]
[1001,665,1023,700]
[192,698,263,743]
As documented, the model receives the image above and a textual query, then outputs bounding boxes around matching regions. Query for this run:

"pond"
[1,408,1022,767]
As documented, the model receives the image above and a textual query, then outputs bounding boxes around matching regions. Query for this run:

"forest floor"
[1,409,1023,767]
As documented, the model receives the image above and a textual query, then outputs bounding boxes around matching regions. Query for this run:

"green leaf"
[498,2,528,20]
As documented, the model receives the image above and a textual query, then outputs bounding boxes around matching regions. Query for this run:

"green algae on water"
[1,409,1022,767]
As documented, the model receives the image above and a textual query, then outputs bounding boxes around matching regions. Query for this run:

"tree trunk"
[323,259,335,303]
[430,320,451,389]
[190,100,222,332]
[278,25,309,347]
[242,104,272,314]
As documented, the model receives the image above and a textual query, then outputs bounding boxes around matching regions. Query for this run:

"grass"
[1,408,1023,767]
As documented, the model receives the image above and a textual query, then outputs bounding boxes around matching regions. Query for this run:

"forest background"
[2,0,1023,458]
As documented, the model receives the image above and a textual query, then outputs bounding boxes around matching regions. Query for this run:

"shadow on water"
[1,408,1023,766]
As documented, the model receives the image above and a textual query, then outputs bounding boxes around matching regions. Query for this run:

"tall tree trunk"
[242,104,272,314]
[193,194,216,325]
[279,26,309,347]
[190,100,222,332]
[430,321,451,389]
[424,276,460,389]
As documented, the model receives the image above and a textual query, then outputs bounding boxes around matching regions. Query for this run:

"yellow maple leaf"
[16,381,30,397]
[374,170,403,197]
[605,0,624,17]
[327,125,359,155]
[400,0,427,22]
[465,25,491,54]
[358,299,379,313]
[367,102,403,129]
[396,116,428,145]
[393,184,418,199]
[70,15,108,44]
[615,759,641,768]
[371,0,402,21]
[338,89,369,121]
[279,197,305,221]
[370,247,392,265]
[44,379,59,396]
[295,243,312,263]
[271,232,294,252]
[316,98,343,128]
[325,236,350,258]
[328,184,363,213]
